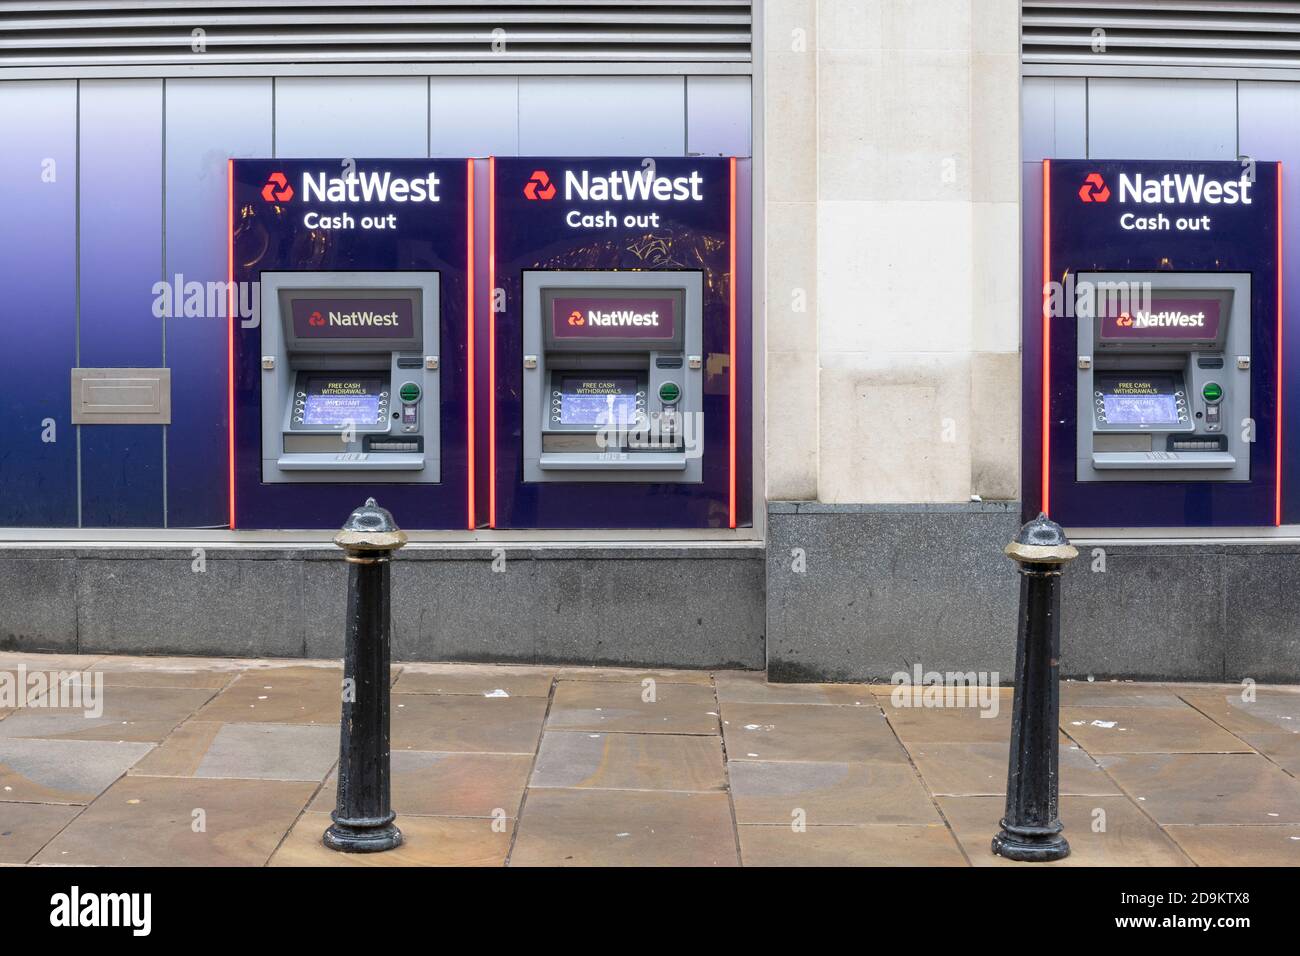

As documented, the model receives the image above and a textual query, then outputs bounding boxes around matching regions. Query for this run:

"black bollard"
[991,512,1077,862]
[323,498,406,853]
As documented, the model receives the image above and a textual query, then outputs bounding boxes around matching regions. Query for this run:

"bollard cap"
[1005,512,1078,565]
[334,497,408,553]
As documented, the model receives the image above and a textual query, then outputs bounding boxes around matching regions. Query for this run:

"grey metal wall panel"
[686,75,750,156]
[518,76,686,155]
[1086,78,1238,160]
[274,77,428,157]
[164,77,272,528]
[1021,76,1087,161]
[430,76,518,156]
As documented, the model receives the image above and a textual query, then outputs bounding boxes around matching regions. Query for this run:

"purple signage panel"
[1026,159,1280,528]
[551,295,677,340]
[230,158,471,530]
[289,297,415,340]
[1099,297,1222,343]
[492,156,748,530]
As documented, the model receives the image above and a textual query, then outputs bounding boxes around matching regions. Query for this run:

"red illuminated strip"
[1041,159,1052,517]
[1277,163,1284,527]
[488,156,497,528]
[728,157,737,529]
[227,159,236,529]
[466,159,477,530]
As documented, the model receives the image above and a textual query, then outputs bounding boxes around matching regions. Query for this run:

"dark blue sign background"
[231,159,471,530]
[491,157,747,529]
[1027,159,1280,527]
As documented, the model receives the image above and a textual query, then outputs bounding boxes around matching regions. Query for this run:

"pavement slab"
[310,751,532,818]
[193,666,345,725]
[547,679,720,735]
[905,741,1122,797]
[738,824,966,867]
[32,774,317,866]
[878,702,1012,745]
[392,694,547,753]
[721,702,907,763]
[730,759,940,825]
[555,666,714,686]
[392,663,556,698]
[1180,690,1300,737]
[530,731,726,792]
[0,737,154,804]
[1061,705,1254,754]
[0,803,82,863]
[1099,753,1300,825]
[129,722,338,781]
[0,685,218,744]
[510,788,738,866]
[714,671,877,706]
[1162,824,1300,866]
[270,811,512,867]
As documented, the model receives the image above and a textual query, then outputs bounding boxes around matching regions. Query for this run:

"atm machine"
[522,271,703,483]
[1076,272,1250,483]
[259,272,440,483]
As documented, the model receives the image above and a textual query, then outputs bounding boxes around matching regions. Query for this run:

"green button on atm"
[1202,382,1223,403]
[658,381,681,404]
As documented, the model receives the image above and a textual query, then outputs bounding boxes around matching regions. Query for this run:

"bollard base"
[322,820,403,854]
[991,822,1070,862]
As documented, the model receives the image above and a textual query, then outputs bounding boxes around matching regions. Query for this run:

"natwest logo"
[524,170,557,200]
[1118,172,1253,205]
[1078,172,1110,203]
[567,309,585,326]
[565,168,704,202]
[307,310,325,327]
[301,170,441,203]
[585,308,661,328]
[261,171,294,202]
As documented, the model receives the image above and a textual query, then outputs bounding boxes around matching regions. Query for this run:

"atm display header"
[551,294,677,341]
[289,296,416,340]
[1100,296,1223,343]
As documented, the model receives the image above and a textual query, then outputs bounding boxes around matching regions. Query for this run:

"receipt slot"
[260,272,440,483]
[1077,273,1250,482]
[522,272,703,483]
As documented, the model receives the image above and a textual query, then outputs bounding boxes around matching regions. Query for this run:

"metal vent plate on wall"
[1024,0,1300,74]
[0,0,753,69]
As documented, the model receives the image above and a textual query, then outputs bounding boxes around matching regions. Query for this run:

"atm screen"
[1103,393,1179,425]
[1095,373,1184,426]
[300,375,387,426]
[558,376,638,426]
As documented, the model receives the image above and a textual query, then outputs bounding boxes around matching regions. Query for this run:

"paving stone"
[0,685,216,743]
[547,680,719,735]
[730,760,940,825]
[906,741,1122,797]
[530,732,725,792]
[721,702,908,763]
[194,723,336,781]
[1180,690,1300,737]
[1100,753,1300,825]
[270,811,511,867]
[392,663,555,698]
[714,671,877,706]
[0,653,104,673]
[311,751,532,818]
[79,655,245,689]
[938,795,1190,867]
[0,738,152,804]
[194,666,344,725]
[877,700,1012,745]
[1060,681,1189,708]
[737,824,966,867]
[0,803,82,863]
[510,788,737,866]
[555,666,714,686]
[391,694,547,754]
[1236,732,1300,774]
[1061,705,1252,754]
[1163,825,1300,866]
[33,774,315,866]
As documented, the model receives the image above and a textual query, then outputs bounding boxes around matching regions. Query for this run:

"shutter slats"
[1023,0,1300,72]
[0,1,754,67]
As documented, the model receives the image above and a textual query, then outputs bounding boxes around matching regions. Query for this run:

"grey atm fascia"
[523,271,703,483]
[260,271,440,484]
[1076,271,1250,483]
